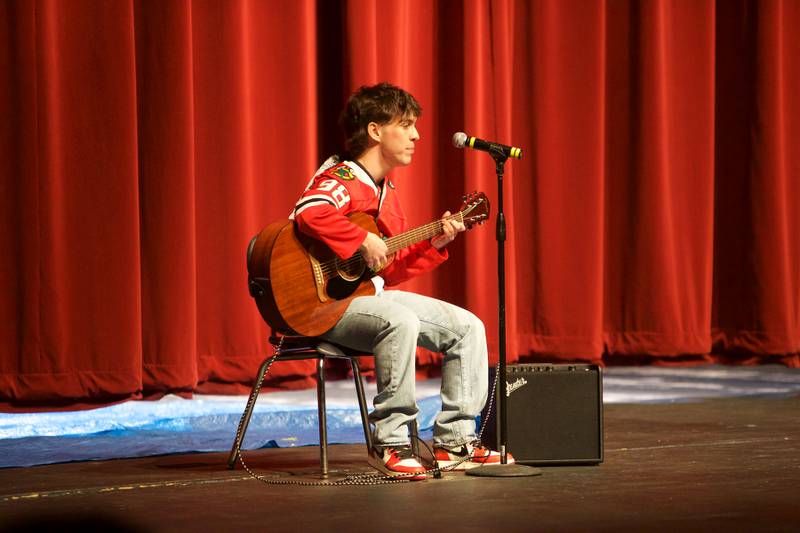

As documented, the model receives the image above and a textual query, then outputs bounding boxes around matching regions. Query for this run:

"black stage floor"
[1,394,798,532]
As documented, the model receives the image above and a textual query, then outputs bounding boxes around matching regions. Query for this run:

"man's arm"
[377,212,464,286]
[294,176,367,259]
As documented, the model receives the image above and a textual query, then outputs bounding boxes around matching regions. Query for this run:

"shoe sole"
[435,457,517,471]
[367,453,427,481]
[435,458,481,471]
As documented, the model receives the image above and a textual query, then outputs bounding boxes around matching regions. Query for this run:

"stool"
[227,335,419,477]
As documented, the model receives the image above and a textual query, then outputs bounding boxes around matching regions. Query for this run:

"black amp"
[481,363,603,465]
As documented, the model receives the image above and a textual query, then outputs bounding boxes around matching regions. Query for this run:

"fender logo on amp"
[506,377,528,397]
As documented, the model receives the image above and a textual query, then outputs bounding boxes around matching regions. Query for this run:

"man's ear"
[366,122,381,143]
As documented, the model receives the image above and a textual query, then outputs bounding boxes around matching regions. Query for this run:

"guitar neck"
[384,212,465,254]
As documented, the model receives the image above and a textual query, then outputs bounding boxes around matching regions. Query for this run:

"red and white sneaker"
[367,445,427,481]
[433,442,514,470]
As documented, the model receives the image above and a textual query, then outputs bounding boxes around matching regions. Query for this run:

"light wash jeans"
[319,289,488,449]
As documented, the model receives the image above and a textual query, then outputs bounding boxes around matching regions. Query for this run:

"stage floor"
[1,393,798,532]
[3,364,800,469]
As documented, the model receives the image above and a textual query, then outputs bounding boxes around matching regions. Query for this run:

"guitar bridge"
[309,256,328,303]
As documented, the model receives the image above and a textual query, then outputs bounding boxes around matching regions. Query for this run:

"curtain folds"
[1,0,798,407]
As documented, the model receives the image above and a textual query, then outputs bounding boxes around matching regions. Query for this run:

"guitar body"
[248,213,379,337]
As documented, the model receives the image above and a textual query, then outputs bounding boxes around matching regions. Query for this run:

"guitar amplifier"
[481,363,603,465]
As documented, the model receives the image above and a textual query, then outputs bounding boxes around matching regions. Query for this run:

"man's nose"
[411,126,420,141]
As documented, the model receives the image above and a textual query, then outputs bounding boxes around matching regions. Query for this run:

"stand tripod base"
[466,463,543,477]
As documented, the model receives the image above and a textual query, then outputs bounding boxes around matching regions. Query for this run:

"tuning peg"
[462,194,467,201]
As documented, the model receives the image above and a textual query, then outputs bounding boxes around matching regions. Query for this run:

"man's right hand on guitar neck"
[360,232,389,271]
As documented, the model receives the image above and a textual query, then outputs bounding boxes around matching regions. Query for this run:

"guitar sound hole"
[335,256,366,282]
[326,276,362,300]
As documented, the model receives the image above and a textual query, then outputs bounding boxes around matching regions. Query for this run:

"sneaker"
[433,442,514,470]
[367,445,427,481]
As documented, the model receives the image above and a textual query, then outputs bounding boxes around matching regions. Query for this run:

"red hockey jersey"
[292,157,447,287]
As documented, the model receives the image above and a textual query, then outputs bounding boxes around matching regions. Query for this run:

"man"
[292,83,511,480]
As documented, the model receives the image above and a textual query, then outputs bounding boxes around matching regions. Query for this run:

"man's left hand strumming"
[431,210,466,250]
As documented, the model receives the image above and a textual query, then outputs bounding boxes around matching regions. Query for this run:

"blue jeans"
[319,289,488,448]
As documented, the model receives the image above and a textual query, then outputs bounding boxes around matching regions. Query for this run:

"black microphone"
[452,131,522,159]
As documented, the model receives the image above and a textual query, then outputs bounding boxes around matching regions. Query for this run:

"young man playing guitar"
[290,83,511,480]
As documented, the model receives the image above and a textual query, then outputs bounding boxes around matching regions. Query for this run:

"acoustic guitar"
[247,191,490,337]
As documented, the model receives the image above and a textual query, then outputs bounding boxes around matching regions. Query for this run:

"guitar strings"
[317,216,449,275]
[317,212,462,275]
[317,212,468,276]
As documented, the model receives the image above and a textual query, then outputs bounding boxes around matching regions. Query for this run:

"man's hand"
[431,211,466,250]
[359,232,389,271]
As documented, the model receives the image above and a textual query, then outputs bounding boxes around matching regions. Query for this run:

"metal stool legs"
[349,357,374,454]
[227,357,272,469]
[316,357,329,476]
[228,353,420,474]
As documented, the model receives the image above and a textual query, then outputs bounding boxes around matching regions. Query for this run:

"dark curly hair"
[339,82,422,159]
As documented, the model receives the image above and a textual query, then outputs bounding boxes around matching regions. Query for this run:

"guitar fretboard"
[384,212,466,253]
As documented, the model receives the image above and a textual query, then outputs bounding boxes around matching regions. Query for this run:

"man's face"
[377,114,419,168]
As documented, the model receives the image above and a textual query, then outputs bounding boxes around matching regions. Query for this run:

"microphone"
[452,131,522,159]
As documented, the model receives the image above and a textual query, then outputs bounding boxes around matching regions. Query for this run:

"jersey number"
[318,179,351,208]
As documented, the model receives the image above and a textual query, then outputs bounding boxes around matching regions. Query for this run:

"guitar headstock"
[458,191,491,229]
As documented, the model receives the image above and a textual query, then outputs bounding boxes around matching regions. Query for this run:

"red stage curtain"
[1,0,798,408]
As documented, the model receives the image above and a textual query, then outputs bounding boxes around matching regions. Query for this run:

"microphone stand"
[466,148,542,478]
